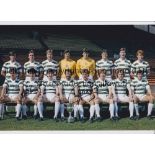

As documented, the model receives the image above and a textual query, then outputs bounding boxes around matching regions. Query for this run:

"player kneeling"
[59,69,79,121]
[93,69,115,121]
[112,69,134,120]
[0,68,23,120]
[76,69,95,123]
[40,69,60,122]
[131,70,154,120]
[23,68,42,121]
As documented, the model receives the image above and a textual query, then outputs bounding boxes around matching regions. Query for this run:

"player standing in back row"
[24,50,43,81]
[131,50,150,80]
[1,51,22,81]
[114,48,131,81]
[96,49,113,81]
[41,49,59,81]
[76,48,95,80]
[59,50,76,80]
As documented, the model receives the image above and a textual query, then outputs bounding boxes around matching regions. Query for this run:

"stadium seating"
[0,32,42,50]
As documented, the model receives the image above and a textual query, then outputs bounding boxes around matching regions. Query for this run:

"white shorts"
[7,94,19,101]
[116,94,129,103]
[64,93,75,102]
[98,94,109,100]
[44,93,56,102]
[81,94,91,101]
[135,94,147,101]
[26,94,36,101]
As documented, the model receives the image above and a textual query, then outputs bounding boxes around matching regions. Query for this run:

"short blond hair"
[136,50,144,56]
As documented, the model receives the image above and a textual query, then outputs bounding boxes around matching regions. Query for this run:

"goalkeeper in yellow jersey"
[76,48,95,80]
[59,50,76,80]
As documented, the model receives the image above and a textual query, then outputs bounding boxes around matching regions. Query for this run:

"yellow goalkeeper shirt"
[59,58,76,79]
[76,57,95,77]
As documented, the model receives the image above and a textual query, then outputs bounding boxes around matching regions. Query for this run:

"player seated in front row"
[59,69,79,121]
[112,69,134,120]
[93,69,115,121]
[23,68,42,120]
[131,70,154,120]
[0,68,23,120]
[76,69,95,123]
[40,69,60,122]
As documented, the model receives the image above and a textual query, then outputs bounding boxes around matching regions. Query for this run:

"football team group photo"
[0,25,155,130]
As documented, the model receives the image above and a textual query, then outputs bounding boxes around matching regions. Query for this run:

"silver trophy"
[66,103,74,123]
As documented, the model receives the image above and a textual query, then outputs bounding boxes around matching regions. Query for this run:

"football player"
[59,49,76,80]
[0,68,23,120]
[76,69,95,123]
[40,69,60,122]
[24,50,43,81]
[1,51,22,80]
[131,50,150,80]
[131,70,154,120]
[23,68,42,120]
[1,51,23,112]
[112,69,134,120]
[41,49,59,81]
[59,69,79,121]
[93,69,115,120]
[96,49,113,81]
[114,48,131,81]
[76,48,95,80]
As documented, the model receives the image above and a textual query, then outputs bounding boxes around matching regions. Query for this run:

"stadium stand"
[0,32,42,50]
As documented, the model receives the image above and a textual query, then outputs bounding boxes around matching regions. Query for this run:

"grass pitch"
[0,111,155,130]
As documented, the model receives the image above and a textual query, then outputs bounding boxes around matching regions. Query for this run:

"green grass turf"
[1,114,155,130]
[0,105,155,130]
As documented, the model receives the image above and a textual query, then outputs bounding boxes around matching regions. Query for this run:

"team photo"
[0,25,155,130]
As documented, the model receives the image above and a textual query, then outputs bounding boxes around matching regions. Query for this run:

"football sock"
[16,103,21,117]
[34,104,38,116]
[37,102,43,118]
[95,103,100,117]
[129,102,134,117]
[147,103,153,116]
[78,104,84,118]
[54,101,60,118]
[109,103,114,118]
[89,105,95,118]
[74,104,78,117]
